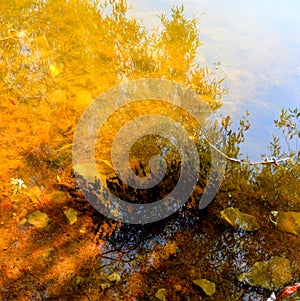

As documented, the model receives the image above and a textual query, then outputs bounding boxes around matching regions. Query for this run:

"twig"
[204,137,293,166]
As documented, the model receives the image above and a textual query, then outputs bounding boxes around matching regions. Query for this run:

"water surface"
[127,0,300,159]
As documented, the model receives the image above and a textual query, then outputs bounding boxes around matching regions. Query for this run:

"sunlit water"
[0,1,299,300]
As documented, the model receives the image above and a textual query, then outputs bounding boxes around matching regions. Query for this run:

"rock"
[272,211,300,235]
[237,256,292,289]
[100,283,111,291]
[73,163,108,184]
[193,278,216,296]
[42,248,53,260]
[73,163,100,183]
[220,207,260,231]
[27,185,42,204]
[27,210,51,228]
[155,288,168,301]
[164,241,178,258]
[64,208,77,225]
[238,261,271,289]
[269,256,292,289]
[107,272,121,283]
[46,190,67,204]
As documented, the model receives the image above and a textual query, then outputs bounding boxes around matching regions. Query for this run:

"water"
[127,0,300,160]
[0,1,299,300]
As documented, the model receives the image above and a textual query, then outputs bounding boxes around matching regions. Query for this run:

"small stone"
[46,190,67,204]
[164,241,178,257]
[269,256,292,289]
[73,163,99,183]
[274,211,300,235]
[238,261,271,289]
[237,256,291,289]
[28,185,42,204]
[100,283,111,291]
[155,288,168,301]
[193,278,216,296]
[42,248,53,260]
[27,210,51,228]
[107,272,121,283]
[64,208,77,225]
[220,207,260,231]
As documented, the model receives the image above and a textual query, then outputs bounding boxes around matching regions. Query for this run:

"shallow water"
[0,1,299,300]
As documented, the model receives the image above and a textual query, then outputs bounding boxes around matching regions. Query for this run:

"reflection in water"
[0,0,299,300]
[127,0,300,160]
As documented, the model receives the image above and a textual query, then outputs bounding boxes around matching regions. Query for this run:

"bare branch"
[204,138,294,166]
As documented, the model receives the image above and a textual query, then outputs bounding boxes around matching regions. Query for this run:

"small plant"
[10,178,27,195]
[273,108,300,160]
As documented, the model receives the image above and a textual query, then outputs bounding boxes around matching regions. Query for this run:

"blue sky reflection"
[127,0,300,160]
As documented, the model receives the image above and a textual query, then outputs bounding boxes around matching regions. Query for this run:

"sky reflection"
[127,0,300,159]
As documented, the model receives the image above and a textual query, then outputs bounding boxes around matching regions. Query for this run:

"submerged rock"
[193,278,216,296]
[27,185,42,204]
[220,207,260,231]
[64,208,77,225]
[155,288,168,301]
[237,256,292,290]
[271,211,300,235]
[27,210,51,228]
[73,163,101,183]
[107,272,121,283]
[46,190,67,204]
[42,247,53,260]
